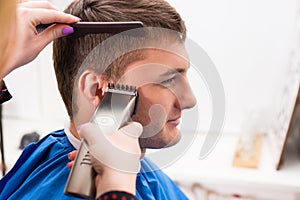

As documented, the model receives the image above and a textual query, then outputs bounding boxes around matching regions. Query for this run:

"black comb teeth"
[107,83,136,93]
[108,82,114,89]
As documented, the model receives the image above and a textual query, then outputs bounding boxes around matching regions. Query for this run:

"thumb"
[36,24,74,50]
[79,123,106,146]
[119,122,143,138]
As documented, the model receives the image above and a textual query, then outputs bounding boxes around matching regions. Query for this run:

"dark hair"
[53,0,186,118]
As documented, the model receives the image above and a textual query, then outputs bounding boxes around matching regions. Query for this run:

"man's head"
[53,0,196,149]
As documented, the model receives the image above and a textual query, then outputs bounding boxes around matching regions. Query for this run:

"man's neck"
[69,121,80,139]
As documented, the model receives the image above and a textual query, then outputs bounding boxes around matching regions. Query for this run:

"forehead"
[124,45,189,76]
[119,46,189,87]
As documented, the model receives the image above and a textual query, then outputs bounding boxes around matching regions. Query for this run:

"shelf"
[164,133,300,200]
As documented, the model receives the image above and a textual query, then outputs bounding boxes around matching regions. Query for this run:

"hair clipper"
[64,83,138,198]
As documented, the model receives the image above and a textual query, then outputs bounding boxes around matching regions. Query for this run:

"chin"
[164,133,181,147]
[139,128,181,149]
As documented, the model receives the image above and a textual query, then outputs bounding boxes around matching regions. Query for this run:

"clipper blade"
[106,83,137,96]
[91,83,138,132]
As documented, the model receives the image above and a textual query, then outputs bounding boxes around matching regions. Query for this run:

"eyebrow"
[159,68,186,77]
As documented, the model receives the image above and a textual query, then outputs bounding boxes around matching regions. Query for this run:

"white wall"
[3,0,299,134]
[171,0,299,133]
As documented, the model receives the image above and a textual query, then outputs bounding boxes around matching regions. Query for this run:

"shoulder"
[139,157,174,181]
[136,157,188,200]
[38,129,74,149]
[0,129,77,200]
[39,129,72,147]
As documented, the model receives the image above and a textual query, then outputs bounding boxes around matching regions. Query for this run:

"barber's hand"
[68,122,143,197]
[3,1,80,77]
[80,122,143,173]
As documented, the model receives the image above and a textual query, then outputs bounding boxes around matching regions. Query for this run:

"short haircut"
[53,0,186,118]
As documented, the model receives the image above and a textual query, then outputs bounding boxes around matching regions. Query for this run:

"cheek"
[132,98,151,125]
[132,86,176,127]
[133,87,164,122]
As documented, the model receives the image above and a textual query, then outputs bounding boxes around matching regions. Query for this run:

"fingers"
[78,122,143,173]
[14,2,80,62]
[67,150,78,169]
[18,6,80,53]
[79,123,106,146]
[120,122,143,138]
[68,150,77,161]
[36,24,74,50]
[28,8,80,26]
[67,161,74,169]
[79,122,143,145]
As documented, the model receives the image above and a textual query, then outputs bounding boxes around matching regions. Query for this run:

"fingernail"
[62,27,74,35]
[77,124,82,131]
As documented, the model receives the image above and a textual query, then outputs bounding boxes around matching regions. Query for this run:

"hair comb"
[36,21,144,35]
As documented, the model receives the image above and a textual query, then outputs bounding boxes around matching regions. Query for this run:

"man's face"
[121,45,196,149]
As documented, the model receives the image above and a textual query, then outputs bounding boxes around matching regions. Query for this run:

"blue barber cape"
[0,129,187,200]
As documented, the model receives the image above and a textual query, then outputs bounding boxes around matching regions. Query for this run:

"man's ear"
[78,70,106,109]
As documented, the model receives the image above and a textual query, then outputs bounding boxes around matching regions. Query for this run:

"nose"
[175,77,197,110]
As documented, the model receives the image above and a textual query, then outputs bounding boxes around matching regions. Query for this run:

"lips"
[167,117,181,126]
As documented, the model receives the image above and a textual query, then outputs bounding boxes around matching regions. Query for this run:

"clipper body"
[64,83,138,198]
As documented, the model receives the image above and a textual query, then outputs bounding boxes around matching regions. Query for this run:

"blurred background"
[4,0,298,132]
[2,0,300,199]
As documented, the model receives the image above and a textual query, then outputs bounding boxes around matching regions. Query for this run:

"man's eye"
[161,76,176,86]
